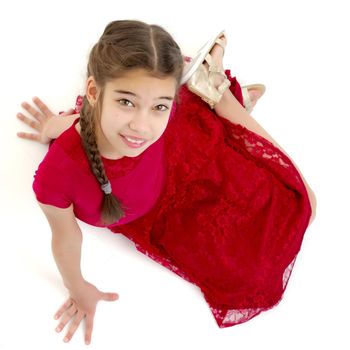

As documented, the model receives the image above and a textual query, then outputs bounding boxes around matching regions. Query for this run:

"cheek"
[155,117,171,136]
[102,112,125,131]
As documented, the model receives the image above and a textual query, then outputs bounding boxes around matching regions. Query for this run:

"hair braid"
[80,95,127,226]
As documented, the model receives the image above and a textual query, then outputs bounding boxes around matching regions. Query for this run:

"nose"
[129,109,150,134]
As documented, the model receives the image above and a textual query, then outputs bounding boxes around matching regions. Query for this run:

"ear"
[85,76,101,107]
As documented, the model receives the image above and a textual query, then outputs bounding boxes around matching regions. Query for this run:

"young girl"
[17,20,316,345]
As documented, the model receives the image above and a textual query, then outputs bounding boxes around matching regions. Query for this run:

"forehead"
[106,69,177,97]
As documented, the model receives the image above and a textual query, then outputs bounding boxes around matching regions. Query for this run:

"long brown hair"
[79,20,184,226]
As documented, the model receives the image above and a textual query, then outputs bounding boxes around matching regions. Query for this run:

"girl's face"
[89,69,177,160]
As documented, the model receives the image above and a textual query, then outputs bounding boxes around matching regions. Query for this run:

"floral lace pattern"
[103,74,312,328]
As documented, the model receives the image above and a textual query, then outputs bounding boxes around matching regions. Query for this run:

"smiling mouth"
[121,135,148,143]
[121,134,148,142]
[120,134,148,148]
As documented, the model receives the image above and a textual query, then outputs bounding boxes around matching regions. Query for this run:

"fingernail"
[63,337,69,342]
[55,326,61,332]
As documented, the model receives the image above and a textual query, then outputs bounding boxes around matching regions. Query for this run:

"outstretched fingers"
[20,101,44,123]
[62,310,86,343]
[52,290,119,345]
[16,113,40,132]
[84,314,94,345]
[101,292,119,302]
[32,96,55,119]
[54,298,73,321]
[55,303,78,334]
[16,130,41,142]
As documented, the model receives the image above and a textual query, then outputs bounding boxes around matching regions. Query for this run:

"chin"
[124,144,149,156]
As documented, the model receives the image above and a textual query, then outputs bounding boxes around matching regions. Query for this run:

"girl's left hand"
[16,97,74,144]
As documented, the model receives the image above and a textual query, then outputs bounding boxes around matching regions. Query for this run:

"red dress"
[46,71,313,328]
[35,117,166,228]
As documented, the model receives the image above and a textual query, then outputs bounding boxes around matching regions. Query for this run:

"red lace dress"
[71,71,312,328]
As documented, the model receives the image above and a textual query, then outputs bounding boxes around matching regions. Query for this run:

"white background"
[1,0,349,349]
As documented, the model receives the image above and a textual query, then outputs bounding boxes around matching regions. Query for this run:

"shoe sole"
[241,84,266,97]
[180,30,226,85]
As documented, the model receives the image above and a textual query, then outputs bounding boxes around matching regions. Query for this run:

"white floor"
[1,0,349,349]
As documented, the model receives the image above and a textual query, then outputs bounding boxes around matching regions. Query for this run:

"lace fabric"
[97,74,311,327]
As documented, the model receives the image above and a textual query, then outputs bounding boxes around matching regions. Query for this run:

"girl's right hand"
[54,280,119,345]
[16,97,74,144]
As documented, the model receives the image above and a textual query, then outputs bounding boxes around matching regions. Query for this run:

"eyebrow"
[113,89,174,101]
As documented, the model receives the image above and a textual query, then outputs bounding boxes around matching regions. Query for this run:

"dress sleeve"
[32,160,73,209]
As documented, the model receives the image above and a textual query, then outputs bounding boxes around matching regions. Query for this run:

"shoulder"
[32,121,82,208]
[48,118,81,162]
[32,154,74,208]
[42,117,87,173]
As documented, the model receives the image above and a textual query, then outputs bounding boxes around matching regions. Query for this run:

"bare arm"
[38,202,119,344]
[40,202,84,290]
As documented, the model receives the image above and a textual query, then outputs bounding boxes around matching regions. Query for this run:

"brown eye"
[118,99,134,107]
[155,104,169,112]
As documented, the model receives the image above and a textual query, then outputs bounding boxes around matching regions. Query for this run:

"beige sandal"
[186,31,231,109]
[241,84,266,113]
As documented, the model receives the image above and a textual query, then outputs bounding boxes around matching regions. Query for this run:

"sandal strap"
[205,54,225,74]
[241,86,253,113]
[217,78,231,94]
[205,52,231,97]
